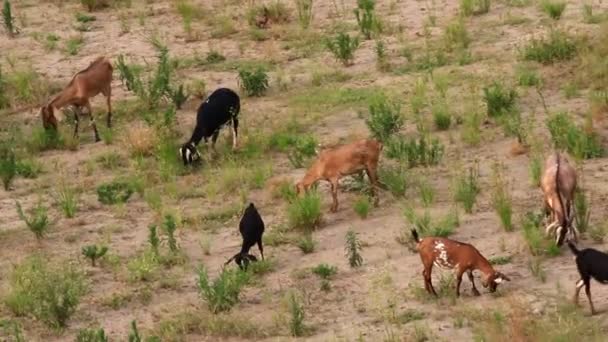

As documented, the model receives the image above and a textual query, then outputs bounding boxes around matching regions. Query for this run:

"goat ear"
[497,272,511,282]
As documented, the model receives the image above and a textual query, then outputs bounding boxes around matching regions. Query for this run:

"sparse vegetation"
[521,29,577,64]
[365,94,403,142]
[404,207,459,237]
[384,135,444,168]
[345,230,363,268]
[82,245,108,266]
[76,327,108,342]
[297,233,316,253]
[573,188,590,234]
[491,163,513,231]
[287,291,306,336]
[295,0,314,29]
[288,190,322,231]
[197,266,250,313]
[460,0,491,16]
[238,66,269,97]
[54,183,79,218]
[483,81,517,117]
[353,196,371,218]
[453,166,480,213]
[546,112,603,160]
[97,180,134,205]
[5,255,87,328]
[2,0,17,37]
[16,201,49,240]
[354,0,379,40]
[326,32,360,66]
[541,1,567,20]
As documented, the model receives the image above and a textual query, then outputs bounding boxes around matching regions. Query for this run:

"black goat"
[179,88,240,165]
[568,242,608,315]
[224,203,265,270]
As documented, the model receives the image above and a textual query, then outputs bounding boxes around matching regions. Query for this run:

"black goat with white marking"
[568,242,608,315]
[224,203,265,270]
[179,88,240,165]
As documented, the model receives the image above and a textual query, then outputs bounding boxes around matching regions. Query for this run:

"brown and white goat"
[540,152,578,246]
[412,229,510,297]
[295,138,382,212]
[41,56,113,142]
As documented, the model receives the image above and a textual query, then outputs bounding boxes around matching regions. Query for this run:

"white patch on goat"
[576,279,584,289]
[495,278,503,284]
[185,148,191,162]
[433,241,453,269]
[232,124,237,149]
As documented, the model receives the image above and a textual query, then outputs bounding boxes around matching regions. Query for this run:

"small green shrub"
[354,0,379,40]
[54,183,79,218]
[16,201,49,240]
[375,40,390,71]
[205,50,226,64]
[521,211,560,256]
[76,327,108,342]
[541,1,567,20]
[365,94,403,142]
[312,263,337,279]
[197,266,250,313]
[162,214,179,252]
[127,250,159,282]
[516,66,541,87]
[2,0,18,37]
[238,67,269,97]
[288,190,322,231]
[418,178,435,207]
[82,245,108,266]
[75,12,96,23]
[65,35,84,56]
[353,196,371,218]
[582,4,607,24]
[384,135,444,168]
[521,29,577,64]
[378,164,407,197]
[0,146,17,190]
[176,0,202,39]
[461,110,482,146]
[116,40,188,110]
[483,81,517,117]
[405,207,459,237]
[589,223,608,243]
[460,0,491,16]
[432,102,451,131]
[546,112,603,159]
[345,230,363,268]
[573,189,590,234]
[295,0,313,29]
[5,255,87,328]
[491,164,513,231]
[326,32,360,66]
[444,17,470,51]
[96,181,134,205]
[287,291,306,336]
[453,166,480,213]
[297,234,316,254]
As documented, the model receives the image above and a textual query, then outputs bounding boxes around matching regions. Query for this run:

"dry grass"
[120,122,158,157]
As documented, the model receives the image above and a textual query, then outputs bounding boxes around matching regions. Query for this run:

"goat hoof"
[473,290,480,296]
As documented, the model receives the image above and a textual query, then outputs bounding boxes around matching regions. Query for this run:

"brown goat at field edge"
[296,138,382,213]
[540,152,578,246]
[41,56,113,142]
[412,229,510,297]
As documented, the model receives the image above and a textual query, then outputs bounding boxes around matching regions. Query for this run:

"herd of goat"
[36,56,608,315]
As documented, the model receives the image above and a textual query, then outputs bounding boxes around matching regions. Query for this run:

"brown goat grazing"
[41,56,113,142]
[412,230,510,297]
[295,138,382,212]
[540,152,578,246]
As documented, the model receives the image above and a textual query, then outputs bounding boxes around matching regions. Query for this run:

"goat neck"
[298,167,322,192]
[472,252,497,283]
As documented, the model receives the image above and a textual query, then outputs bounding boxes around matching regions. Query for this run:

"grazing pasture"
[2,0,608,340]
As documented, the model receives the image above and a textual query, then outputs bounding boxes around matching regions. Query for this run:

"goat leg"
[257,239,264,261]
[545,221,558,236]
[585,281,596,315]
[574,279,584,306]
[455,272,463,297]
[329,178,339,213]
[73,111,80,139]
[468,270,480,296]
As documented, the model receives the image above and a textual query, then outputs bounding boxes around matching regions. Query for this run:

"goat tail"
[411,229,420,243]
[567,241,579,256]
